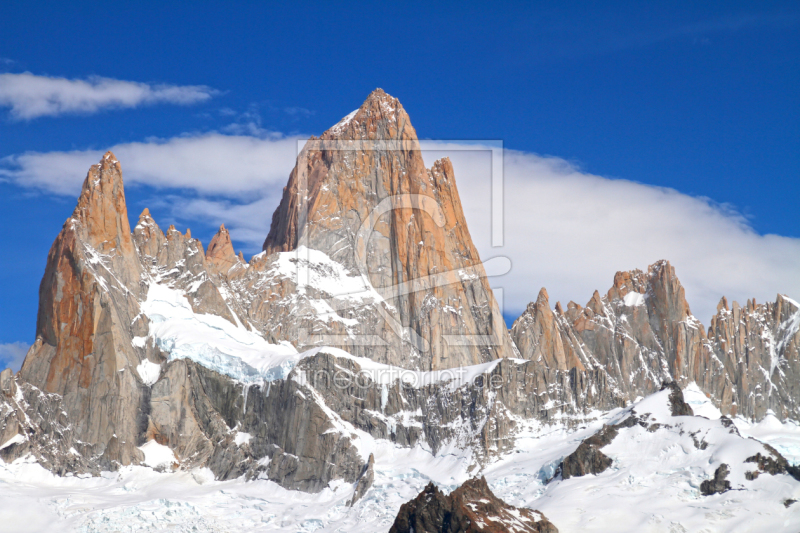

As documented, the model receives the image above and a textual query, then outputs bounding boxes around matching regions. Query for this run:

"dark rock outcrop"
[700,463,731,495]
[389,477,557,533]
[744,445,800,481]
[662,381,694,416]
[348,453,375,505]
[557,417,643,480]
[560,440,613,480]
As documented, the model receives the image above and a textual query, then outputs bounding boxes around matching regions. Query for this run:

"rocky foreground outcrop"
[389,477,558,533]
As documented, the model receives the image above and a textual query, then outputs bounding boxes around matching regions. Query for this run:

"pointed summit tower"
[263,89,515,369]
[20,152,147,467]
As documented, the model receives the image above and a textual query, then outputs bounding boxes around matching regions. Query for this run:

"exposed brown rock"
[19,152,146,467]
[389,476,557,533]
[511,288,585,371]
[206,224,242,277]
[513,260,800,422]
[512,261,736,412]
[260,88,515,370]
[707,293,800,420]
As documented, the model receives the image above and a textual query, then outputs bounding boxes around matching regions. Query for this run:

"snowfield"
[136,282,301,384]
[1,385,798,532]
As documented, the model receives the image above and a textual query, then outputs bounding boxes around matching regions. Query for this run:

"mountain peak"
[536,287,550,304]
[323,88,413,141]
[263,89,514,369]
[207,223,238,276]
[70,153,135,257]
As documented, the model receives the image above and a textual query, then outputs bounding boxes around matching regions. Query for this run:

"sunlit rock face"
[262,88,516,370]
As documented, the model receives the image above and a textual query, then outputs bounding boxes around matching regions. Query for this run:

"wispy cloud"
[284,106,314,118]
[2,134,799,326]
[0,58,14,66]
[0,341,29,372]
[531,10,800,60]
[0,72,218,120]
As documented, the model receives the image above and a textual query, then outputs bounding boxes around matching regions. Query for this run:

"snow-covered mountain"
[1,89,799,532]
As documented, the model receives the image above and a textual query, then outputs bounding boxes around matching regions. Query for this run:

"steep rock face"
[144,358,369,491]
[284,351,625,467]
[707,294,800,420]
[261,89,514,370]
[1,367,97,474]
[389,477,558,533]
[510,288,586,372]
[512,261,734,409]
[10,90,799,513]
[19,152,147,467]
[13,154,371,491]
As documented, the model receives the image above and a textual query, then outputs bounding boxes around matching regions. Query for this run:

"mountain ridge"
[1,89,798,532]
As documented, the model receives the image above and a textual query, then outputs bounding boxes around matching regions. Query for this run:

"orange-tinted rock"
[206,224,242,276]
[20,152,146,466]
[261,89,514,369]
[513,260,734,409]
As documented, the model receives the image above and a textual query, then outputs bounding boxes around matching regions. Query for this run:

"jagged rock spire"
[71,151,136,257]
[207,223,241,276]
[21,152,146,467]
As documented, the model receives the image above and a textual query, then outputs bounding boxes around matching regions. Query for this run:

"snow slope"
[135,283,301,384]
[499,388,800,532]
[2,387,799,532]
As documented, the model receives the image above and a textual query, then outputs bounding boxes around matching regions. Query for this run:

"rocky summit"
[1,89,799,532]
[389,477,558,533]
[263,88,515,370]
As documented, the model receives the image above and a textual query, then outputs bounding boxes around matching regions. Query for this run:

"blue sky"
[0,1,798,369]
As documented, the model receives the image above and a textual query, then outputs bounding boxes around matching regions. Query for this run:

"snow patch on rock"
[138,440,177,469]
[135,360,161,386]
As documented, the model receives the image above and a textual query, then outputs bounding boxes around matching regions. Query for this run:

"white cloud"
[0,132,303,196]
[3,134,798,326]
[420,146,800,324]
[0,342,30,372]
[0,72,217,119]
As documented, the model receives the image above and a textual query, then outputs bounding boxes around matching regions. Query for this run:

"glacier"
[1,387,799,532]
